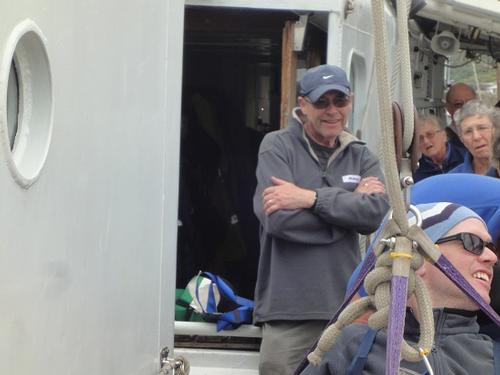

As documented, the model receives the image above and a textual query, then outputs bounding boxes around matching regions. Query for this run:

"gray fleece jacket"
[253,108,389,324]
[301,309,496,374]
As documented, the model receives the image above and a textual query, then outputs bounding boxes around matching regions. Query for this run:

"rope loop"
[306,216,436,368]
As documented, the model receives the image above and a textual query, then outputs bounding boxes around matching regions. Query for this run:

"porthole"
[1,20,53,188]
[7,61,19,150]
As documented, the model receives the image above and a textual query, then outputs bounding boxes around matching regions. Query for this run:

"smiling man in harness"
[301,202,500,374]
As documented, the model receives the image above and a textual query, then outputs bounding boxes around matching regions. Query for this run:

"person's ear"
[298,96,307,111]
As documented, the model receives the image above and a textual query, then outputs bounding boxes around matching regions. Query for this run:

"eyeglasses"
[305,95,350,109]
[460,124,493,138]
[435,232,499,257]
[418,129,443,142]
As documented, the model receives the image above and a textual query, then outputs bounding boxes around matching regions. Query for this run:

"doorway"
[177,6,327,300]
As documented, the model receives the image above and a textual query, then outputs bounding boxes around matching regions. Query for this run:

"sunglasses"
[435,232,499,257]
[305,95,350,109]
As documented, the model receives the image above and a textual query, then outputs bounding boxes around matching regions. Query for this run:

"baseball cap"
[299,64,351,103]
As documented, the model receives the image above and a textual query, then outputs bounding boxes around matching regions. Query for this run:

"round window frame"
[0,19,53,188]
[7,60,20,150]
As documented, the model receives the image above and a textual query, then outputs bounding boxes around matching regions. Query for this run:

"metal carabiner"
[388,204,423,227]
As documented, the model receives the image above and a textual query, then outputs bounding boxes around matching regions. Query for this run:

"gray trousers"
[259,320,328,375]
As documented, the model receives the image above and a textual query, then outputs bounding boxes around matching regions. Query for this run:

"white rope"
[369,2,437,374]
[391,45,400,99]
[371,0,408,232]
[306,221,436,366]
[397,0,416,153]
[308,2,437,372]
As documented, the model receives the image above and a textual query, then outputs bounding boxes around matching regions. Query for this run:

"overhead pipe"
[417,0,500,36]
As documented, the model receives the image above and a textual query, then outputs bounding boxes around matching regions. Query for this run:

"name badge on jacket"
[342,175,361,184]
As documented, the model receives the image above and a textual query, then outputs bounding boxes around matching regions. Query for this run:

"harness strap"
[434,256,500,326]
[347,328,378,375]
[217,305,254,331]
[200,271,255,331]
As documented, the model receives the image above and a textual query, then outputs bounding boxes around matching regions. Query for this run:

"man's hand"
[262,176,316,215]
[355,176,386,194]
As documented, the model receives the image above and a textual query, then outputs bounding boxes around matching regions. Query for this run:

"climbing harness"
[305,207,436,368]
[346,328,378,375]
[186,271,254,331]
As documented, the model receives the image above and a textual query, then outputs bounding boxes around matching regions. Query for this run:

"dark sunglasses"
[306,95,350,109]
[435,232,499,257]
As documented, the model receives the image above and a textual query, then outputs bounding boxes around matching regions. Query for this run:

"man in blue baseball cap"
[253,64,389,374]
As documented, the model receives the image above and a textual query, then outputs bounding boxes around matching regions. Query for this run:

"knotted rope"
[299,0,440,372]
[307,218,436,368]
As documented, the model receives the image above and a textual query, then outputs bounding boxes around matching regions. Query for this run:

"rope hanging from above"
[306,215,436,370]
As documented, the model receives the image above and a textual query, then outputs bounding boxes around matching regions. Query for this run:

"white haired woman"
[449,99,499,177]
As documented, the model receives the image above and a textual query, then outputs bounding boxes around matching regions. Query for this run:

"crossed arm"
[253,145,389,243]
[262,175,385,215]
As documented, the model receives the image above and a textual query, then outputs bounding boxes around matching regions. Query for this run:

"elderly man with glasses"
[253,64,390,374]
[413,114,466,182]
[301,201,499,375]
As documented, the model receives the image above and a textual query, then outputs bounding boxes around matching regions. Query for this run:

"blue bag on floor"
[186,271,254,331]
